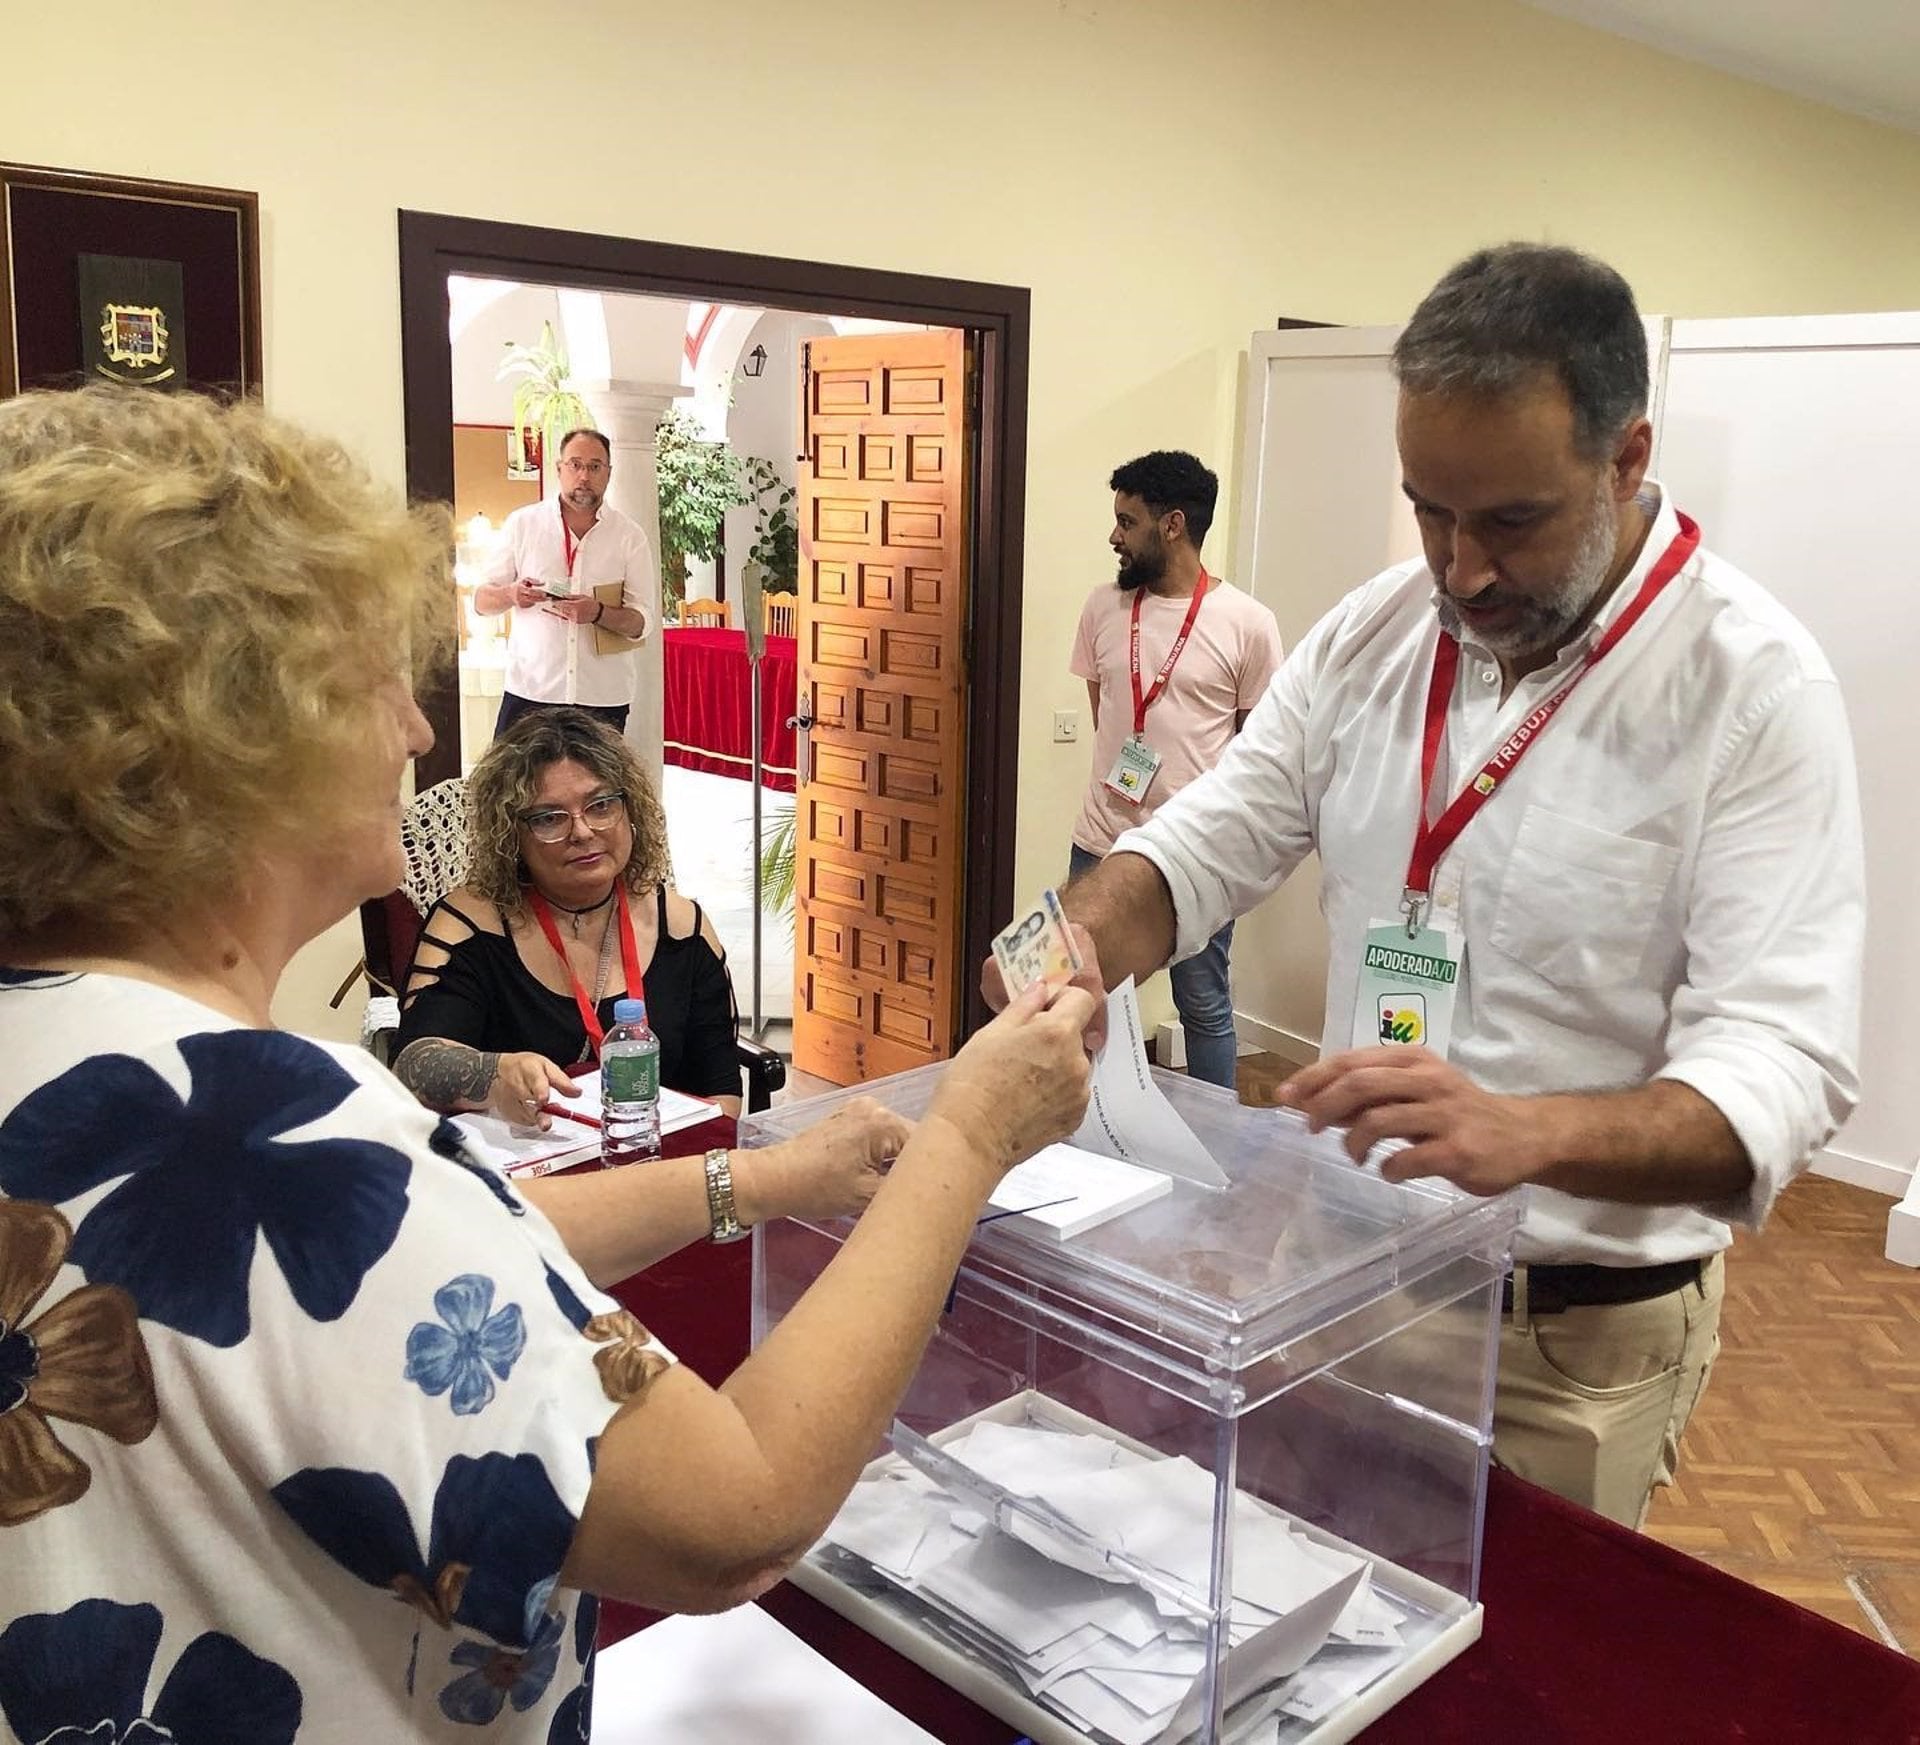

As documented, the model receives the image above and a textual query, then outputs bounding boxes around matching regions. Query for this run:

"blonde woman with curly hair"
[394,709,744,1120]
[0,387,1096,1743]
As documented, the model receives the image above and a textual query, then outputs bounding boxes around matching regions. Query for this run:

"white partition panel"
[1229,328,1419,1055]
[1657,314,1920,1206]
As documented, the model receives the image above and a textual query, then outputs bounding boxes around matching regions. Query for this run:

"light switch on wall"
[1052,709,1079,743]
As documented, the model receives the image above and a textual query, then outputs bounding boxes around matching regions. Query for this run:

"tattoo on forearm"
[393,1039,500,1110]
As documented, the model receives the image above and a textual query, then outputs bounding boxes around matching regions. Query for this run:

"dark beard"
[1116,548,1165,592]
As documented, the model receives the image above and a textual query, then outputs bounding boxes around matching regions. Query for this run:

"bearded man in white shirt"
[991,243,1864,1528]
[474,427,657,738]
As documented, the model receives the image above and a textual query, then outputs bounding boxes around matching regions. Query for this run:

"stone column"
[576,377,687,792]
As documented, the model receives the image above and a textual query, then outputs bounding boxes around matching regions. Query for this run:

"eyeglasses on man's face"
[559,457,608,478]
[520,791,627,843]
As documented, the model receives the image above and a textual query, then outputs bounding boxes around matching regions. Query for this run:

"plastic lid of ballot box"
[741,1062,1522,1745]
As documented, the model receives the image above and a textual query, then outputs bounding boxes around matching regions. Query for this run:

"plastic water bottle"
[600,998,660,1167]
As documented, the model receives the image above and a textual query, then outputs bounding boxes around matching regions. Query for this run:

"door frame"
[397,209,1028,1034]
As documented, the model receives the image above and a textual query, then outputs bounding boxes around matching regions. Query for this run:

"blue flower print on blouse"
[0,1032,411,1348]
[406,1275,528,1416]
[272,1451,577,1649]
[0,1597,301,1745]
[544,1593,598,1745]
[440,1609,564,1725]
[544,1264,594,1333]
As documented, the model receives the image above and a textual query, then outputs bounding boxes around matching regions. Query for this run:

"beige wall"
[7,0,1918,1040]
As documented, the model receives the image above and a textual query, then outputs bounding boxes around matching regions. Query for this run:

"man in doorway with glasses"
[475,427,656,738]
[993,245,1864,1529]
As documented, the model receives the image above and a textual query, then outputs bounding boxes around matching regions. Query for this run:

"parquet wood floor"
[1640,1173,1920,1652]
[1233,1052,1920,1655]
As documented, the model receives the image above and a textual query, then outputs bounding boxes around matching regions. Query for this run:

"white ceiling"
[1525,0,1920,135]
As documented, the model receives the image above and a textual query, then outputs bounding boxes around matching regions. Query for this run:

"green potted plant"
[496,321,597,478]
[655,406,751,614]
[742,456,800,595]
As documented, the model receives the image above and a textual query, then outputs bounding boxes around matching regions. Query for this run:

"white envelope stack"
[815,1417,1413,1745]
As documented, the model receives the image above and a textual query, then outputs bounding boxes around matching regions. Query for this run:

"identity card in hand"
[991,888,1083,997]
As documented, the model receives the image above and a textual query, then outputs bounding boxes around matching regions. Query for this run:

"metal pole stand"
[749,649,766,1041]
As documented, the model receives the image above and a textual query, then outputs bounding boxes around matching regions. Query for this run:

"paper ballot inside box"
[816,1400,1397,1745]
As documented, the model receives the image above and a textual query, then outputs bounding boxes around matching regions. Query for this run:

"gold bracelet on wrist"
[704,1147,748,1244]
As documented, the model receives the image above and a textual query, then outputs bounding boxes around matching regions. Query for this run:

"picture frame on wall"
[0,161,262,398]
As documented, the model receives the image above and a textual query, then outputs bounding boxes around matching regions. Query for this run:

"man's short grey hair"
[1391,244,1649,458]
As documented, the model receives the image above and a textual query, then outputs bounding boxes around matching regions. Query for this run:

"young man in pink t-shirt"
[1068,451,1285,1089]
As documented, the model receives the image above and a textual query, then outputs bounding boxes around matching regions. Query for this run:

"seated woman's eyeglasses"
[520,791,627,843]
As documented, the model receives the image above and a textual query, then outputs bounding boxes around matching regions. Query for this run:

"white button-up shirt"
[478,499,658,707]
[1116,487,1864,1266]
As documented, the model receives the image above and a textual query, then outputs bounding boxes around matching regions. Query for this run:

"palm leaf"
[758,802,797,939]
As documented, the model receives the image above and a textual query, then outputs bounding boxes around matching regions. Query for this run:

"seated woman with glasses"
[393,709,743,1122]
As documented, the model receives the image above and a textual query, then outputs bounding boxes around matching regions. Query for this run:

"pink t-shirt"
[1070,577,1285,856]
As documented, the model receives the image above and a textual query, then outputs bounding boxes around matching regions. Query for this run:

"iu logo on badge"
[1377,993,1426,1046]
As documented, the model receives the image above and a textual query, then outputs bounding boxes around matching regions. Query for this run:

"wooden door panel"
[792,326,971,1084]
[881,366,951,414]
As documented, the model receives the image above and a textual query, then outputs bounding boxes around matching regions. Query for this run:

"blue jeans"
[1068,844,1239,1090]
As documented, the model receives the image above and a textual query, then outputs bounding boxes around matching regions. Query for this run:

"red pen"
[540,1104,602,1129]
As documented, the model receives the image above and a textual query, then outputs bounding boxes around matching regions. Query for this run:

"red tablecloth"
[596,1132,1920,1744]
[661,626,797,793]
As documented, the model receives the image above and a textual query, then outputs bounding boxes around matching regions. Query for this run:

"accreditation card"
[1351,917,1462,1056]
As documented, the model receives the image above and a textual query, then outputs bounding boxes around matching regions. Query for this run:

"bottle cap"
[612,998,646,1023]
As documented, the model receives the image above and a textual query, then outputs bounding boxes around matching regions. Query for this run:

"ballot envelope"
[741,1063,1522,1745]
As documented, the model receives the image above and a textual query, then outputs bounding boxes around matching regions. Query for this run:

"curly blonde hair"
[464,709,672,917]
[0,387,453,942]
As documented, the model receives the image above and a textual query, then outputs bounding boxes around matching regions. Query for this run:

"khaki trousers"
[1492,1253,1725,1529]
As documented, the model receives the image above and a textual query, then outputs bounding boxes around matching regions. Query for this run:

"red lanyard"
[1129,568,1210,737]
[1403,513,1701,927]
[559,502,587,579]
[528,883,645,1060]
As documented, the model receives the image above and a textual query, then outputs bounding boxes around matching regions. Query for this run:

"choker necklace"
[547,889,616,937]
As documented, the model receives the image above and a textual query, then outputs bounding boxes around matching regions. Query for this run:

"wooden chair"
[682,597,732,627]
[762,594,797,639]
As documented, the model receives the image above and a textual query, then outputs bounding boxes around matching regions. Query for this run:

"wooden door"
[792,329,972,1085]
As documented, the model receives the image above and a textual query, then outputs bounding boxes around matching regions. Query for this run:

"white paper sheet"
[987,1141,1173,1239]
[590,1605,941,1743]
[942,1420,1129,1496]
[1279,1644,1404,1723]
[914,1529,1170,1658]
[453,1111,600,1177]
[1071,978,1229,1188]
[1164,1566,1365,1740]
[1044,1668,1182,1745]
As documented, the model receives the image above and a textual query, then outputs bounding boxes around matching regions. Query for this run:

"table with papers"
[452,1069,725,1177]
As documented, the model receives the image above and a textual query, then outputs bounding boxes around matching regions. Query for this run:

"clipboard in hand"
[591,581,645,656]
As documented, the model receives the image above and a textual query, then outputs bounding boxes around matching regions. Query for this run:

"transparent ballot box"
[741,1065,1522,1745]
